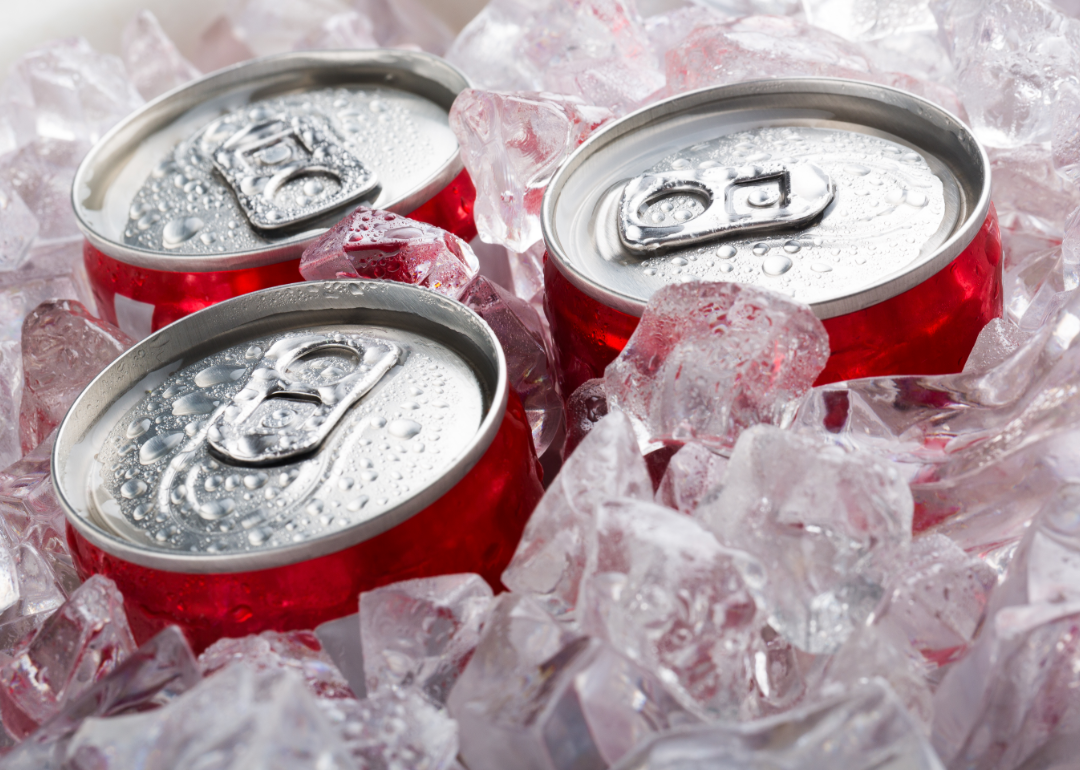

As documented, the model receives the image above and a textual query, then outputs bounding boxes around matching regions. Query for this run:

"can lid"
[52,280,507,574]
[73,51,469,273]
[542,78,991,320]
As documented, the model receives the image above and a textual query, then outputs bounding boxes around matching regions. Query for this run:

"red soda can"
[541,78,1002,395]
[72,51,477,339]
[52,280,542,652]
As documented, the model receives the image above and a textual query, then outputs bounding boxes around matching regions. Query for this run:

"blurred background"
[0,0,487,72]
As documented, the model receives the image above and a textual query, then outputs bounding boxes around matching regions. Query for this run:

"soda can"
[73,50,476,340]
[52,280,543,652]
[541,78,1002,395]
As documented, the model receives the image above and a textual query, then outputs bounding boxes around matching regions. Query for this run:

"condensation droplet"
[811,262,833,273]
[762,255,793,276]
[716,245,736,259]
[121,479,148,499]
[752,243,770,256]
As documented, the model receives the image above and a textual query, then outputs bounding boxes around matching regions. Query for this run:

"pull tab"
[207,334,402,466]
[206,113,378,231]
[618,162,834,254]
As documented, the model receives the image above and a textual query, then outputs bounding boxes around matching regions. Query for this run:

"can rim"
[52,279,509,574]
[540,77,992,321]
[72,50,470,274]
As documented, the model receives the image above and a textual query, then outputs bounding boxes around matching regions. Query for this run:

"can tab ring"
[208,113,379,232]
[207,333,402,466]
[618,162,834,254]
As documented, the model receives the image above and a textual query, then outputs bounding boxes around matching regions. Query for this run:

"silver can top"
[542,79,991,320]
[53,281,507,574]
[73,51,469,272]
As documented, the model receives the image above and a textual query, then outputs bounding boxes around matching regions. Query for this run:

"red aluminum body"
[67,389,540,653]
[545,206,1002,396]
[86,170,477,334]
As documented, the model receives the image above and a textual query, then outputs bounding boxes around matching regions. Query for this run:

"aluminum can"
[541,78,1002,396]
[73,50,477,340]
[52,280,543,652]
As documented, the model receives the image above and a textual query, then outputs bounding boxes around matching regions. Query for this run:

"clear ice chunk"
[447,593,698,770]
[654,441,728,514]
[221,0,354,58]
[932,0,1080,147]
[314,613,366,698]
[802,0,937,42]
[0,575,136,741]
[359,573,493,704]
[460,276,563,456]
[20,300,134,455]
[121,10,201,101]
[64,663,356,769]
[612,680,944,770]
[963,319,1036,375]
[0,139,92,241]
[502,412,652,619]
[697,425,913,654]
[355,0,455,54]
[0,37,142,148]
[605,282,829,453]
[193,15,256,73]
[296,11,379,51]
[300,207,479,299]
[449,89,612,253]
[0,183,39,273]
[1,626,200,769]
[580,498,765,719]
[991,144,1080,235]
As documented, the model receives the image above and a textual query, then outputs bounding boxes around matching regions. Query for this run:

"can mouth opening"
[542,77,992,320]
[52,280,508,574]
[72,50,469,273]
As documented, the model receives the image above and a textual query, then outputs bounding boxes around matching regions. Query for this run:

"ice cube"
[295,11,379,51]
[875,534,997,669]
[698,425,913,654]
[664,15,876,95]
[1053,79,1080,183]
[446,0,663,113]
[0,340,23,471]
[0,183,39,273]
[331,684,459,770]
[0,38,143,148]
[447,593,697,770]
[0,139,91,241]
[0,626,199,769]
[933,487,1080,766]
[562,378,608,461]
[20,300,134,455]
[991,144,1080,234]
[614,680,943,770]
[64,663,355,769]
[580,498,765,718]
[355,0,455,54]
[932,0,1080,147]
[1004,242,1077,331]
[502,412,651,618]
[193,15,255,72]
[121,10,201,101]
[654,441,728,514]
[605,282,829,453]
[198,629,356,701]
[313,613,366,698]
[222,0,353,58]
[359,573,492,704]
[460,276,563,456]
[802,0,936,42]
[0,575,136,740]
[860,30,957,85]
[300,207,479,298]
[0,529,69,653]
[962,318,1036,374]
[449,89,613,253]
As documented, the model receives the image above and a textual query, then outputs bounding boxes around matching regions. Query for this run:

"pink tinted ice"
[446,593,697,770]
[300,207,478,299]
[1,139,92,240]
[655,441,728,515]
[697,425,913,654]
[0,575,136,741]
[450,89,612,253]
[0,182,38,273]
[20,300,134,455]
[580,498,765,719]
[359,573,493,704]
[501,412,652,619]
[605,282,829,453]
[121,10,201,101]
[355,0,454,54]
[459,276,563,455]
